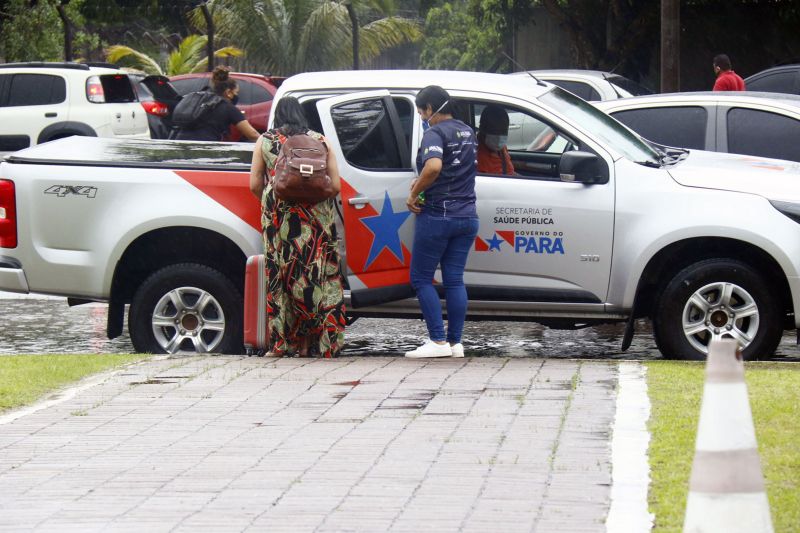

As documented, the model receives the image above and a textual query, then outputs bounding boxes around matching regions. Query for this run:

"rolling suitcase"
[243,254,268,355]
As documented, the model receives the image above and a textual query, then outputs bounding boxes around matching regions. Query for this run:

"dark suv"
[744,64,800,95]
[169,72,285,140]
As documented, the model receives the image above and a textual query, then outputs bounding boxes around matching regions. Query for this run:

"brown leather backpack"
[273,134,335,204]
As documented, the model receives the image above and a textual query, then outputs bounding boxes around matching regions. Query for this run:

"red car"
[169,71,285,141]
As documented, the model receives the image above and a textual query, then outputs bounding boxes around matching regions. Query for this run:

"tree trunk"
[201,3,215,72]
[346,2,359,70]
[661,0,680,92]
[56,2,73,62]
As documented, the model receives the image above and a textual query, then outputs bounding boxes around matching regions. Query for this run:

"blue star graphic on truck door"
[487,234,504,251]
[360,191,411,270]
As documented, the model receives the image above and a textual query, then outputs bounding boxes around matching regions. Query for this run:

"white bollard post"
[683,339,773,533]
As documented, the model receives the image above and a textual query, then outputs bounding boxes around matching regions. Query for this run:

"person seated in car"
[476,105,515,175]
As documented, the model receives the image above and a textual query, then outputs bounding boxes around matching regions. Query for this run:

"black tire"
[129,263,243,354]
[652,258,782,361]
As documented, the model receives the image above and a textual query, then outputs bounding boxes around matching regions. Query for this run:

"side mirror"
[559,151,609,184]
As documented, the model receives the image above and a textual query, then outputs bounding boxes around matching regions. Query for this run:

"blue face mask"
[485,134,508,151]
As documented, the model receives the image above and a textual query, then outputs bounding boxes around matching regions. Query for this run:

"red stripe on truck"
[173,170,261,232]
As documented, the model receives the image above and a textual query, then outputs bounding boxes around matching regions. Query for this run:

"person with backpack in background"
[249,97,346,358]
[175,66,260,141]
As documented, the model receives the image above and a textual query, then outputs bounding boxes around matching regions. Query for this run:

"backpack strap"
[261,130,288,182]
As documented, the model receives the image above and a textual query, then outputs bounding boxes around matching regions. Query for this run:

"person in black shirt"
[175,66,260,142]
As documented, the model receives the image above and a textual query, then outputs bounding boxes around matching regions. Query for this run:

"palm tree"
[105,34,244,76]
[190,0,420,75]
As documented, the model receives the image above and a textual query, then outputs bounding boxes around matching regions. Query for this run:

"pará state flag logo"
[475,230,565,254]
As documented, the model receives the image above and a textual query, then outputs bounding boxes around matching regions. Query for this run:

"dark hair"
[273,96,309,136]
[415,85,455,115]
[479,105,510,135]
[211,66,238,96]
[713,54,732,71]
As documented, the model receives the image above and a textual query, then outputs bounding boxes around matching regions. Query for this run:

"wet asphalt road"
[2,294,798,361]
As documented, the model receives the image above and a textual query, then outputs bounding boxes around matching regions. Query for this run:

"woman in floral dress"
[249,97,346,357]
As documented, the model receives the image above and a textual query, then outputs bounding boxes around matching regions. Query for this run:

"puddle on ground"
[1,296,798,361]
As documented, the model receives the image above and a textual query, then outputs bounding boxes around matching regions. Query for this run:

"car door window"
[6,74,66,106]
[746,71,798,94]
[547,80,601,101]
[611,106,707,150]
[330,97,411,170]
[235,80,255,105]
[470,101,576,179]
[250,84,272,104]
[472,102,573,154]
[727,107,800,162]
[0,74,11,106]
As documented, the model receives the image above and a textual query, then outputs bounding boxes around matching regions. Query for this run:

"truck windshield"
[540,87,661,166]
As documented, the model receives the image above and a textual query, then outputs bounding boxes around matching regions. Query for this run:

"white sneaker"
[405,340,452,358]
[450,343,464,358]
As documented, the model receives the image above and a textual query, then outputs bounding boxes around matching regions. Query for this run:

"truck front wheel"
[652,258,782,361]
[129,263,243,354]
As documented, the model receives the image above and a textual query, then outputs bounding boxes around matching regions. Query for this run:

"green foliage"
[419,2,479,70]
[106,35,244,76]
[0,0,98,62]
[420,0,535,72]
[190,0,421,75]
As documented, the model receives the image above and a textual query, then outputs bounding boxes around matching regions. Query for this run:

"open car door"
[316,90,416,308]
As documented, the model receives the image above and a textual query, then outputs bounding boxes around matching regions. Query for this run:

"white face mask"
[485,134,508,151]
[421,100,449,130]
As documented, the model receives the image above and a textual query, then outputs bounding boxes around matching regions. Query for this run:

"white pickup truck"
[1,70,799,360]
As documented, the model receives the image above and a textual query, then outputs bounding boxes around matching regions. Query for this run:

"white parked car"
[0,62,149,154]
[511,69,653,101]
[595,91,800,163]
[500,70,654,149]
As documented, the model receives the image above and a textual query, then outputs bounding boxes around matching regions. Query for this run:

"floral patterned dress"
[260,129,346,357]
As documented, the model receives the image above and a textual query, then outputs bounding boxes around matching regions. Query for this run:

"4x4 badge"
[44,185,98,198]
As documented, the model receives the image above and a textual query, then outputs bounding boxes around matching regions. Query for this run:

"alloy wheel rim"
[151,287,225,353]
[681,281,759,355]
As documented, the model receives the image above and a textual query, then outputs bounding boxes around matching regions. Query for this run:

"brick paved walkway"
[0,356,618,532]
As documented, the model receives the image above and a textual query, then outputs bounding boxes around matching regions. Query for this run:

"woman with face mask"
[476,105,515,176]
[175,66,260,142]
[405,85,480,358]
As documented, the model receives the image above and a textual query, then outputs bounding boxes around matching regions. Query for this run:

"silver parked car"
[595,92,800,162]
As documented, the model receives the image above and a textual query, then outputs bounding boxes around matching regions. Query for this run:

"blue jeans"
[410,213,479,344]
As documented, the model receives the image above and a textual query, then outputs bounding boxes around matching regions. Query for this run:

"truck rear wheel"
[129,263,243,354]
[652,258,782,361]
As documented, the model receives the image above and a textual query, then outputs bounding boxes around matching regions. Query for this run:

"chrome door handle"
[348,195,370,209]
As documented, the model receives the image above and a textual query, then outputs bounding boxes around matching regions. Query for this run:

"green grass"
[646,361,800,533]
[0,354,150,412]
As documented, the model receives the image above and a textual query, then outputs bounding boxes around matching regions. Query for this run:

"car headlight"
[770,200,800,224]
